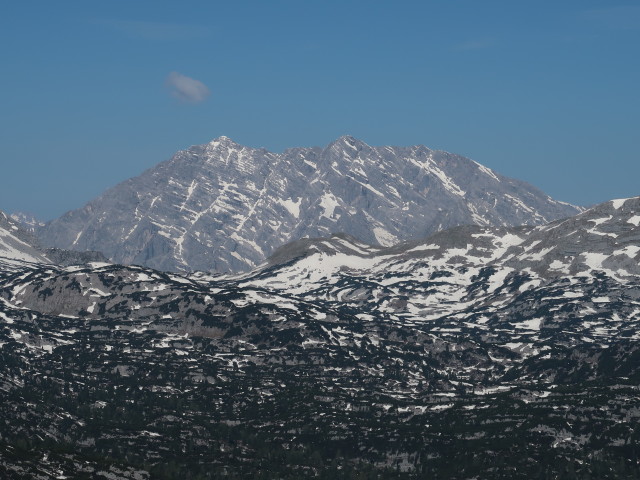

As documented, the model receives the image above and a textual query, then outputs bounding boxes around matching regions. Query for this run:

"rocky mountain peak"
[326,135,365,153]
[37,137,583,273]
[207,135,237,147]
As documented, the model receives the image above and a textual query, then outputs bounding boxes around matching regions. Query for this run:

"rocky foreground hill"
[0,197,639,478]
[38,136,581,273]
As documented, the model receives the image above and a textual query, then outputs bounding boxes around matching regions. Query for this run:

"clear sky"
[1,1,639,220]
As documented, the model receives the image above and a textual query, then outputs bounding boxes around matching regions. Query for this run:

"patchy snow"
[334,237,374,255]
[611,198,628,209]
[278,197,302,218]
[71,230,83,246]
[473,160,500,182]
[548,260,570,273]
[430,403,454,411]
[0,311,15,324]
[428,164,466,197]
[589,216,611,226]
[505,194,537,215]
[615,245,640,258]
[514,317,543,330]
[134,272,155,282]
[581,252,610,270]
[180,180,198,211]
[243,251,380,294]
[319,193,340,219]
[0,226,48,264]
[562,291,582,298]
[373,227,398,247]
[518,279,542,292]
[168,274,193,285]
[627,215,640,227]
[518,247,554,262]
[406,244,440,253]
[231,233,265,256]
[487,268,513,293]
[87,262,111,269]
[243,289,300,312]
[492,233,526,260]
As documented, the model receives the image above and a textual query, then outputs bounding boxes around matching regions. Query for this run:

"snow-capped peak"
[207,135,241,149]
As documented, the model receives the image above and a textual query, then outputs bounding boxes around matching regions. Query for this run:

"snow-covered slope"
[219,196,640,330]
[38,136,582,272]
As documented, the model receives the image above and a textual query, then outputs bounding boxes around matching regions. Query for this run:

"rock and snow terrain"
[9,212,44,233]
[0,211,107,271]
[38,136,581,273]
[1,197,639,478]
[0,211,51,267]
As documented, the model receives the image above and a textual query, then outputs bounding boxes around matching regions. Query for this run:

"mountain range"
[37,136,582,273]
[1,195,639,478]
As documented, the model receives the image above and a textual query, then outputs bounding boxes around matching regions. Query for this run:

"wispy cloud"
[582,6,640,30]
[101,19,210,41]
[165,72,210,104]
[452,39,496,51]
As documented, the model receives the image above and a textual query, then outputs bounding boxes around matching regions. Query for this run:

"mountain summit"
[38,136,582,272]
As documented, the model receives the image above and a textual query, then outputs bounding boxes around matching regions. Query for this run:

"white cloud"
[165,72,210,104]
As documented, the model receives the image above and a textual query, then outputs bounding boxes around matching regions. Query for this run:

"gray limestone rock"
[43,248,109,267]
[38,136,583,273]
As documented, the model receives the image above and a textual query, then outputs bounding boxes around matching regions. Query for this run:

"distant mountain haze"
[0,210,108,269]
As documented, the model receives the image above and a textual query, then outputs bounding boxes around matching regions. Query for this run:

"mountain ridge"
[38,136,583,273]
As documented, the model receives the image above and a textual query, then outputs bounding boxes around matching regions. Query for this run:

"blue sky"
[1,1,639,220]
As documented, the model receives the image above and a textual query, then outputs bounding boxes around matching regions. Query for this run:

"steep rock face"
[39,136,582,272]
[9,211,44,233]
[42,248,108,267]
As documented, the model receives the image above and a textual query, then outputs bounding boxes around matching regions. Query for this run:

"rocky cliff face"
[38,136,582,273]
